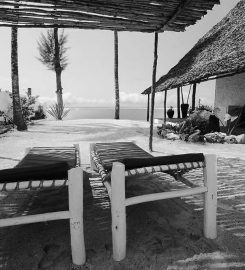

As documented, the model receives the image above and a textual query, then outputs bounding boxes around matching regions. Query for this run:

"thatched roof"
[0,0,219,32]
[142,0,245,94]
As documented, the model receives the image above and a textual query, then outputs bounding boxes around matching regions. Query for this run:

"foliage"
[224,112,245,135]
[196,104,213,112]
[37,29,68,71]
[179,109,212,136]
[20,95,36,122]
[47,103,70,120]
[30,104,46,120]
[0,93,46,125]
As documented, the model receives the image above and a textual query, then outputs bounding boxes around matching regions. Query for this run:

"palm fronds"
[37,29,68,71]
[46,103,70,120]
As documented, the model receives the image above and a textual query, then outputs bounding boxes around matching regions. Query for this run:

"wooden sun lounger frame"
[0,144,86,267]
[90,143,217,261]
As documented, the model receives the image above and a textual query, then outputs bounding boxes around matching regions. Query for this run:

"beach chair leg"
[111,162,126,261]
[68,167,86,266]
[203,154,217,239]
[90,143,97,171]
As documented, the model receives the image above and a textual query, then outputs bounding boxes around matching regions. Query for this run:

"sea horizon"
[64,106,170,121]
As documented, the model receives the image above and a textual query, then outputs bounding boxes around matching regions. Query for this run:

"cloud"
[120,92,145,105]
[38,91,179,109]
[38,92,109,107]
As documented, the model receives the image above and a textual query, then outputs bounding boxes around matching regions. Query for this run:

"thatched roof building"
[142,0,245,94]
[0,0,219,32]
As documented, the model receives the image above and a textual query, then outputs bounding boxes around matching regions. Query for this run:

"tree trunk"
[149,33,159,152]
[56,70,63,108]
[54,27,63,119]
[114,31,120,120]
[11,26,27,131]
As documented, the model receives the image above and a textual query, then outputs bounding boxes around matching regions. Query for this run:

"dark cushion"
[121,153,205,171]
[0,162,70,183]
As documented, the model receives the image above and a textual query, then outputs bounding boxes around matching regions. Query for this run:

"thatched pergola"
[1,0,220,150]
[142,0,245,120]
[0,0,219,31]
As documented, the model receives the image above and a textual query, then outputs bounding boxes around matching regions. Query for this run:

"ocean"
[65,107,167,121]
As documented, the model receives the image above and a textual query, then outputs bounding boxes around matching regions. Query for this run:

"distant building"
[142,0,245,123]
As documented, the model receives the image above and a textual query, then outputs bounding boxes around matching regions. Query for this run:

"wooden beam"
[203,154,217,239]
[147,93,150,122]
[114,30,120,119]
[0,211,70,227]
[192,83,197,111]
[111,162,126,261]
[177,87,181,118]
[149,32,159,152]
[125,186,207,206]
[68,167,86,266]
[158,0,194,32]
[164,90,167,123]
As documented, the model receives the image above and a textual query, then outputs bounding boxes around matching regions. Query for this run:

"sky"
[0,0,241,109]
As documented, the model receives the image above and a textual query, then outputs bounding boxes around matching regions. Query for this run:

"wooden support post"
[192,83,197,111]
[147,94,150,122]
[177,87,180,118]
[149,32,159,152]
[68,167,86,266]
[114,30,120,120]
[203,154,217,239]
[111,162,126,261]
[164,90,167,123]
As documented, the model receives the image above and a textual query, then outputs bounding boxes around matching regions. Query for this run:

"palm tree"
[114,31,120,120]
[37,28,68,119]
[11,26,27,131]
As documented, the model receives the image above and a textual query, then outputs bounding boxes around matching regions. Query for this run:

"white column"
[111,162,126,261]
[203,154,217,239]
[68,167,86,266]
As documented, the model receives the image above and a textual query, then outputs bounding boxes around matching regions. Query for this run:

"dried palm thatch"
[0,0,219,32]
[142,0,245,94]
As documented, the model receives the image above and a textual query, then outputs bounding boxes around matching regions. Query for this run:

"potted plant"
[181,103,189,118]
[167,106,174,118]
[180,86,190,118]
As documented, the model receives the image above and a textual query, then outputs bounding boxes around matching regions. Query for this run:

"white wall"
[214,73,245,121]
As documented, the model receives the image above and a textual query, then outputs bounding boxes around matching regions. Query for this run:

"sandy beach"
[1,119,245,269]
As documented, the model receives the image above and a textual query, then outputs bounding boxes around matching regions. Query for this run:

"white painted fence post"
[68,167,86,266]
[111,162,126,261]
[203,154,217,239]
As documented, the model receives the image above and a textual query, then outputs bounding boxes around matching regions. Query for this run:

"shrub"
[47,103,70,120]
[31,105,46,120]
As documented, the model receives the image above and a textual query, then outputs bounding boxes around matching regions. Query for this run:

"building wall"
[214,73,245,121]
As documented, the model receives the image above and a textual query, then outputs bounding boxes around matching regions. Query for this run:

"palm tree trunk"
[54,27,63,119]
[114,31,120,120]
[11,26,27,131]
[56,70,63,108]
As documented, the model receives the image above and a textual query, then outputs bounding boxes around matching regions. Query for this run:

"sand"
[0,119,245,270]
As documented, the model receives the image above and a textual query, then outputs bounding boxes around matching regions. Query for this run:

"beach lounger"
[0,144,85,267]
[90,142,217,261]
